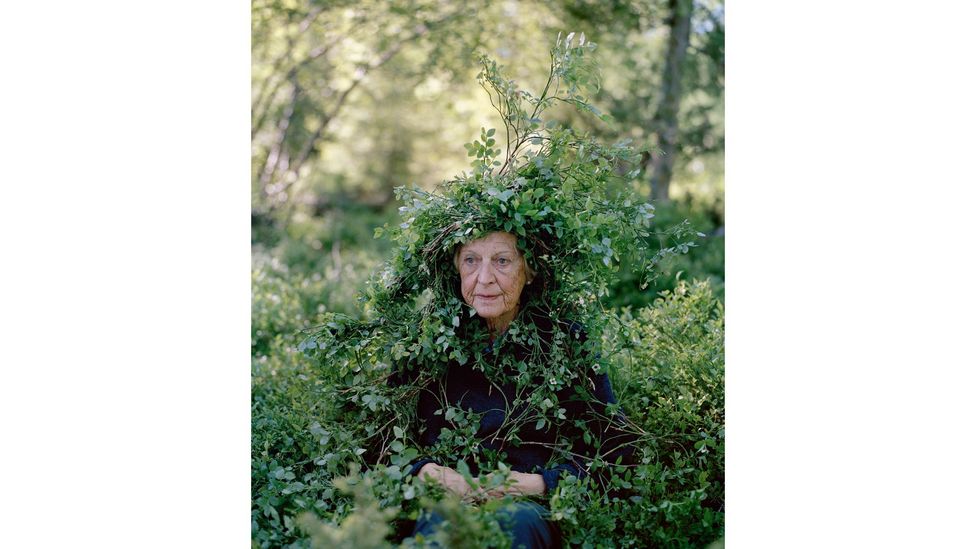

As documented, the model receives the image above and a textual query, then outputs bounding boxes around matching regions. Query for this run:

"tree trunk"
[650,0,692,203]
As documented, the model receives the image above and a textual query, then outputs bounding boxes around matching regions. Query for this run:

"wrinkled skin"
[455,231,529,337]
[418,463,545,502]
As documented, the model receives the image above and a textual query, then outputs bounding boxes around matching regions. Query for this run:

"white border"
[3,1,976,546]
[1,2,251,546]
[728,1,976,546]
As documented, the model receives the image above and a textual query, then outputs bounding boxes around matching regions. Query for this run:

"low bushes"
[252,275,724,547]
[561,279,725,547]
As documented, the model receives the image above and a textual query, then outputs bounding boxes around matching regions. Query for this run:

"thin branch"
[277,21,439,210]
[252,33,345,139]
[251,4,326,116]
[258,76,300,191]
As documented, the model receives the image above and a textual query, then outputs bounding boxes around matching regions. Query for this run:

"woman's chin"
[475,307,513,322]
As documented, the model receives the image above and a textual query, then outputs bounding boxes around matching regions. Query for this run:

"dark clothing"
[405,319,634,493]
[395,316,634,547]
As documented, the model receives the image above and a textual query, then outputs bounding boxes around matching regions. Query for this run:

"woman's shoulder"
[519,306,588,339]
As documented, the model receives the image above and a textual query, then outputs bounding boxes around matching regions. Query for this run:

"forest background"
[251,0,724,307]
[252,0,725,547]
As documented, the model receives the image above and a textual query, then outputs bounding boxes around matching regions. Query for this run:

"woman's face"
[456,231,528,331]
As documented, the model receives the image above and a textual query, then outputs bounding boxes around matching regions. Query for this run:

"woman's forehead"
[459,231,518,254]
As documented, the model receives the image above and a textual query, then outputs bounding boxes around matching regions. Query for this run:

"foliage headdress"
[304,33,695,391]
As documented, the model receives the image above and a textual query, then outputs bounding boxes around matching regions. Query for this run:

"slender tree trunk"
[259,77,300,191]
[254,7,464,219]
[252,38,340,140]
[650,0,692,203]
[276,24,432,215]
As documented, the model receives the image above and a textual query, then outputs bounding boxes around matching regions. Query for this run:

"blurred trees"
[649,0,693,203]
[251,0,496,219]
[556,0,724,203]
[251,0,725,290]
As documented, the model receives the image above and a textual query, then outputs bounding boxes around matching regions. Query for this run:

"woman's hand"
[417,463,473,499]
[476,471,546,500]
[418,464,546,502]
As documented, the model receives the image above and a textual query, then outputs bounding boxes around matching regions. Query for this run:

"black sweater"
[403,320,634,493]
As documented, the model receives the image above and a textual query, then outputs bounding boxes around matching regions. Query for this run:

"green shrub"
[608,198,724,309]
[251,236,387,360]
[252,253,309,360]
[251,250,388,547]
[569,279,725,547]
[251,279,724,548]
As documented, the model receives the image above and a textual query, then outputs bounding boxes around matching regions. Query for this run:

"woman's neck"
[485,306,518,339]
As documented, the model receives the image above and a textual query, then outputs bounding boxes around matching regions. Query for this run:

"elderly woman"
[403,230,632,548]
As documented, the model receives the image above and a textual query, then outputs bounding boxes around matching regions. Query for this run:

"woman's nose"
[476,263,495,284]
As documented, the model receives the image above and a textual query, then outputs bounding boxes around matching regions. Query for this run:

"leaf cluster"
[252,277,725,547]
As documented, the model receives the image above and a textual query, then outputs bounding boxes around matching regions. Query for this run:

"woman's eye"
[463,257,476,265]
[496,258,510,266]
